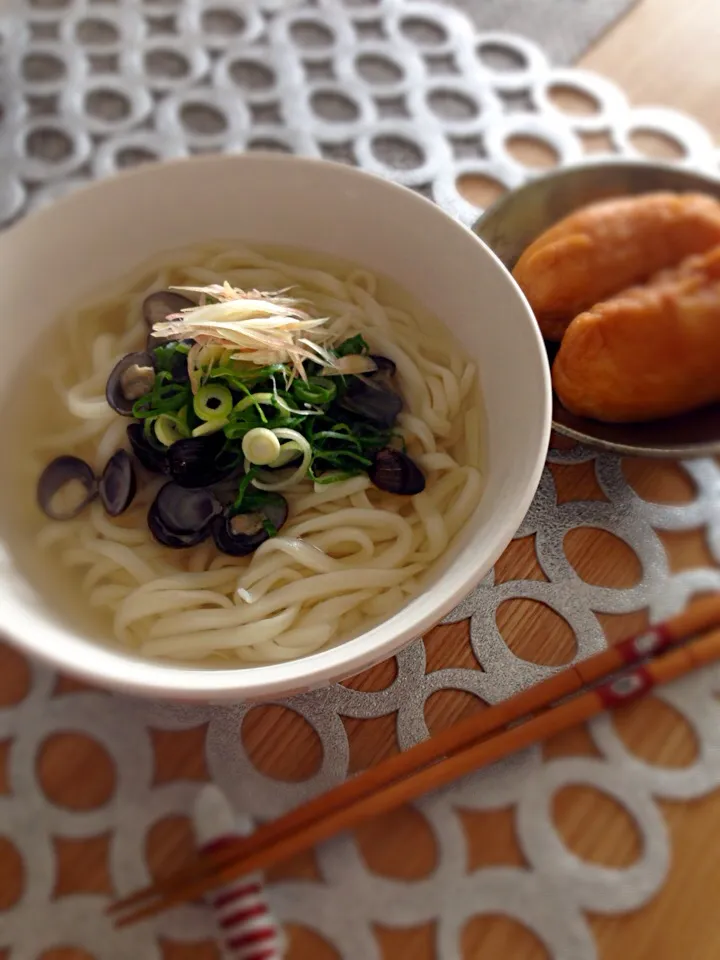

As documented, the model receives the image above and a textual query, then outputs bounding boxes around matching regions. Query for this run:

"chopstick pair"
[109,595,720,927]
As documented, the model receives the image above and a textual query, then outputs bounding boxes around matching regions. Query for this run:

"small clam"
[148,482,221,548]
[142,291,194,329]
[37,456,97,520]
[369,355,397,379]
[339,377,403,427]
[144,292,195,352]
[369,447,425,495]
[127,422,169,475]
[106,351,156,416]
[213,493,289,556]
[99,449,137,517]
[168,433,234,488]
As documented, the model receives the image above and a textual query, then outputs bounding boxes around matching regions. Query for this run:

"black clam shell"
[106,351,156,416]
[127,422,169,475]
[37,455,97,520]
[339,377,403,428]
[148,482,221,548]
[369,447,425,496]
[99,449,137,517]
[144,291,195,352]
[167,433,234,488]
[212,493,288,556]
[142,290,194,330]
[368,355,397,379]
[149,503,208,548]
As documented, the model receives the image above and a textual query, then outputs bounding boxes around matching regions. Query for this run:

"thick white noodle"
[32,243,483,663]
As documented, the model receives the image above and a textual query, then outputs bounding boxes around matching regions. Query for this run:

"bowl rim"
[1,153,552,700]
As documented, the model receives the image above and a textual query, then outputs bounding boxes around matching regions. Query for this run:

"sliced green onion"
[155,411,190,447]
[242,427,282,466]
[250,429,312,491]
[209,362,287,385]
[233,468,259,510]
[291,376,337,406]
[192,418,229,437]
[262,516,279,537]
[311,470,363,484]
[269,441,303,468]
[194,383,233,422]
[313,429,363,450]
[318,449,372,467]
[223,413,265,440]
[233,392,274,421]
[132,379,189,419]
[270,380,320,418]
[152,341,190,375]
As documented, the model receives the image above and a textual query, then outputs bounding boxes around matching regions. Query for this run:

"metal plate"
[474,159,720,457]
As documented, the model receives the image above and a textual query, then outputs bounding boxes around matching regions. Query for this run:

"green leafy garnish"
[336,334,370,357]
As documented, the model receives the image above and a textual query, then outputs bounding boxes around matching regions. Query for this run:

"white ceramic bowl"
[0,155,550,701]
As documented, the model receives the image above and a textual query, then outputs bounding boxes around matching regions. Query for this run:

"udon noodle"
[31,243,483,663]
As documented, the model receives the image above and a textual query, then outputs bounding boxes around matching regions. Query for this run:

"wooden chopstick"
[110,596,720,926]
[116,624,720,926]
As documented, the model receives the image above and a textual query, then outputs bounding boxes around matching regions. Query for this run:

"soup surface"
[4,243,483,664]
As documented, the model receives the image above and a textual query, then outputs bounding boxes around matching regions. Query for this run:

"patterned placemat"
[2,2,720,959]
[1,0,670,230]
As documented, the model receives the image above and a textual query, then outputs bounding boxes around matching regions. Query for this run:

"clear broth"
[1,244,483,659]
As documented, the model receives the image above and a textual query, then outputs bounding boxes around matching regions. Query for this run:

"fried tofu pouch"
[512,192,720,340]
[552,246,720,422]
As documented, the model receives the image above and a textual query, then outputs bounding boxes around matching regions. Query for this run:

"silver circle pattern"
[2,1,720,958]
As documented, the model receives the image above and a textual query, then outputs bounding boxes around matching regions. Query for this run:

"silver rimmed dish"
[474,159,720,458]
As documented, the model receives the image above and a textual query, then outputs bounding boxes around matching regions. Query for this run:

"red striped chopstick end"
[194,786,285,960]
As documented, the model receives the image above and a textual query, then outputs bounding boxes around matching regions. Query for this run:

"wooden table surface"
[3,1,720,958]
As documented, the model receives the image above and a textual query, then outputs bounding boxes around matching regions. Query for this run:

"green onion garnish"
[336,334,370,357]
[154,410,191,447]
[291,376,337,406]
[194,383,233,422]
[132,324,404,492]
